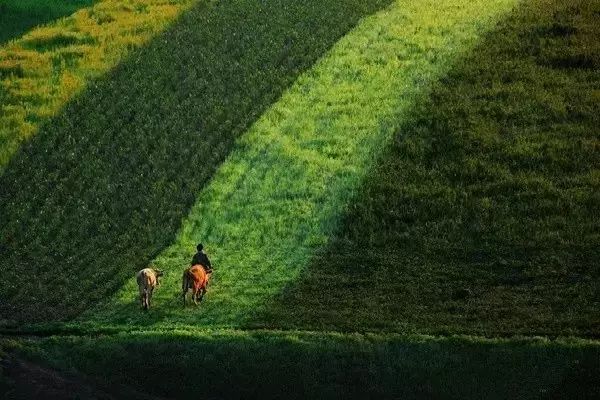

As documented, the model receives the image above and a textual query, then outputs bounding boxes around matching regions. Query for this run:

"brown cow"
[136,267,163,310]
[182,265,211,306]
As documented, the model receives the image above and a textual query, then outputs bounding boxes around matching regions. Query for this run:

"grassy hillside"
[6,332,600,399]
[0,0,391,325]
[2,0,599,398]
[258,0,600,337]
[0,0,94,45]
[0,0,196,171]
[80,0,520,331]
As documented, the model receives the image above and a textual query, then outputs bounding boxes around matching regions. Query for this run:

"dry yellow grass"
[0,0,196,171]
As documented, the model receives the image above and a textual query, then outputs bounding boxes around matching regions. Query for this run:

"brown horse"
[136,267,163,310]
[182,265,211,306]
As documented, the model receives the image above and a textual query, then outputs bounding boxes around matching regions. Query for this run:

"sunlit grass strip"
[85,0,520,328]
[0,0,196,171]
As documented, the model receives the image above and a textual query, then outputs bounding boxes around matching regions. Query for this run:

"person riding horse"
[191,243,212,273]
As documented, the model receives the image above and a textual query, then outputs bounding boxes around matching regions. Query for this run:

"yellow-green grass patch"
[0,0,96,45]
[0,0,197,172]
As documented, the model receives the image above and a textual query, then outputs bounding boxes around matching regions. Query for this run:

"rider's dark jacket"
[191,251,212,271]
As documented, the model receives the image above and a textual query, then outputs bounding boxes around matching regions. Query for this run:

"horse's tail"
[203,269,211,288]
[182,269,190,291]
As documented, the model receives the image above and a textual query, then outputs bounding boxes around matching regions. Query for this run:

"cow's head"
[153,268,164,285]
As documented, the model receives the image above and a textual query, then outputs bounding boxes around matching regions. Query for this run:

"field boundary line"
[2,326,599,346]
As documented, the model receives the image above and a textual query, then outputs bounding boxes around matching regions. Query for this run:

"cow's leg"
[143,291,149,311]
[148,287,154,309]
[139,288,145,309]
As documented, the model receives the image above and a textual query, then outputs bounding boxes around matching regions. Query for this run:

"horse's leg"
[200,275,210,301]
[182,283,189,307]
[148,287,154,309]
[192,286,199,305]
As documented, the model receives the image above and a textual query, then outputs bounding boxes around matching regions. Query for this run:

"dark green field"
[4,332,600,399]
[0,0,599,398]
[0,0,94,45]
[257,0,600,337]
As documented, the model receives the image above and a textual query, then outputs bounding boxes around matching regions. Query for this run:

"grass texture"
[258,0,600,338]
[0,0,95,45]
[7,331,600,399]
[0,0,391,325]
[1,0,599,398]
[81,0,521,330]
[0,0,196,172]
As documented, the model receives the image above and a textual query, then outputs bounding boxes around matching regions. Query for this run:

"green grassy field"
[1,0,599,397]
[4,332,600,399]
[75,0,526,332]
[0,0,391,325]
[0,0,94,45]
[75,0,599,339]
[258,0,600,337]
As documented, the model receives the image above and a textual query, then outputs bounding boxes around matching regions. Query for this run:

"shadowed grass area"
[0,0,95,45]
[79,0,520,330]
[6,331,600,399]
[258,0,600,337]
[0,0,197,172]
[0,0,391,325]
